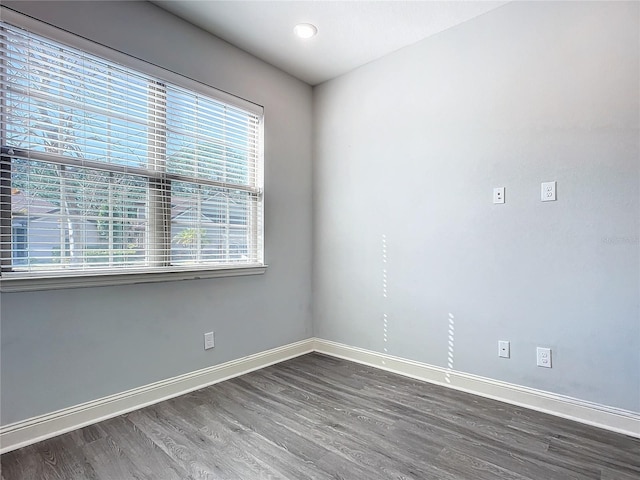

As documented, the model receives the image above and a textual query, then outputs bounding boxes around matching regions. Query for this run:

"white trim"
[313,338,640,439]
[2,337,637,454]
[0,339,314,454]
[0,265,267,292]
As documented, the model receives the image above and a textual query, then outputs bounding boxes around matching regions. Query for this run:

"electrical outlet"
[536,347,551,368]
[204,331,215,350]
[493,187,505,204]
[498,340,510,358]
[541,181,556,202]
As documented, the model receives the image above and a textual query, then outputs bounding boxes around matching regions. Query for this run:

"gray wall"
[0,1,313,425]
[313,1,640,412]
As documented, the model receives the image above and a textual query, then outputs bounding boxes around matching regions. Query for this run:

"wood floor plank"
[80,436,146,480]
[126,407,236,479]
[225,373,452,478]
[36,434,100,480]
[600,466,640,480]
[93,416,191,480]
[435,446,532,480]
[546,433,640,476]
[2,353,639,480]
[0,446,47,480]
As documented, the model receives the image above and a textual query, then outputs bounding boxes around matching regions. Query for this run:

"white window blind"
[0,18,264,280]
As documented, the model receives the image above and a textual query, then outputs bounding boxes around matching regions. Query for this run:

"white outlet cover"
[541,181,556,202]
[536,347,552,368]
[498,340,510,358]
[493,187,505,204]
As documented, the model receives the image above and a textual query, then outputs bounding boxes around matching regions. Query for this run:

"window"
[0,13,264,288]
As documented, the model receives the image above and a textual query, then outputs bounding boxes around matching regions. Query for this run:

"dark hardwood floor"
[1,353,639,479]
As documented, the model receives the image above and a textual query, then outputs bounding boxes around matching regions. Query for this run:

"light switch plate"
[204,331,215,350]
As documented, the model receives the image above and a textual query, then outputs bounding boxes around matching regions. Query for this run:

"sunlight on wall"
[382,234,388,365]
[446,313,455,384]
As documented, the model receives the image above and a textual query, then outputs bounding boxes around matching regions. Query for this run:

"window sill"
[0,265,267,292]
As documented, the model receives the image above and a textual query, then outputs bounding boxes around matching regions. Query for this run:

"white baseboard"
[0,339,315,454]
[2,337,638,454]
[313,338,640,439]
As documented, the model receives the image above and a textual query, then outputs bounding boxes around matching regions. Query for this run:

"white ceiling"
[152,1,509,86]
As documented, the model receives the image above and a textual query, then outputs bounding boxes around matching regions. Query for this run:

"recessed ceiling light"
[294,23,318,39]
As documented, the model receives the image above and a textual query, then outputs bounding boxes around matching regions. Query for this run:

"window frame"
[0,8,266,292]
